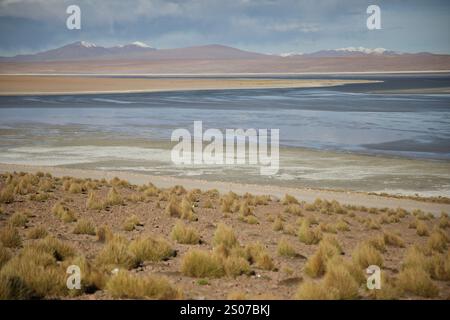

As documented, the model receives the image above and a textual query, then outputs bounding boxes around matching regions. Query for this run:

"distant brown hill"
[1,41,449,74]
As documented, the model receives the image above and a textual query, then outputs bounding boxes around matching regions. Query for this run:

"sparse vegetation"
[73,219,96,235]
[106,270,182,299]
[277,237,296,257]
[170,220,200,244]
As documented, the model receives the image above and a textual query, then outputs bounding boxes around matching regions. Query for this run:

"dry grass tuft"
[73,219,96,235]
[323,258,360,299]
[277,237,296,257]
[68,182,83,194]
[105,187,124,206]
[282,194,299,205]
[245,242,275,271]
[27,226,48,239]
[9,211,28,227]
[0,185,15,204]
[96,225,113,243]
[180,249,225,278]
[52,202,77,223]
[352,242,383,268]
[297,220,322,245]
[427,230,448,252]
[295,280,336,300]
[128,236,175,263]
[383,231,405,247]
[122,215,141,231]
[272,216,284,231]
[396,267,439,298]
[304,236,342,278]
[0,225,22,248]
[95,236,137,270]
[213,223,239,249]
[106,270,182,299]
[86,191,105,210]
[416,221,429,236]
[170,220,200,244]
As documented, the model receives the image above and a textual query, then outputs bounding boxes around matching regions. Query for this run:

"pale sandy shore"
[0,163,448,215]
[0,75,379,96]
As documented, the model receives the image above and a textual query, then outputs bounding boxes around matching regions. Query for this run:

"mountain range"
[0,41,449,73]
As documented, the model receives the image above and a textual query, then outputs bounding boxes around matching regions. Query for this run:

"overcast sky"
[0,0,449,56]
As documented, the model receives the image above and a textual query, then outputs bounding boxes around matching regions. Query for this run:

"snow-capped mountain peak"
[279,52,304,57]
[130,41,151,48]
[335,47,387,55]
[77,41,97,48]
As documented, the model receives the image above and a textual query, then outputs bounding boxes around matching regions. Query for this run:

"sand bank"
[0,75,379,96]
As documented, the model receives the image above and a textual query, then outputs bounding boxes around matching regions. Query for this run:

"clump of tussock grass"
[238,200,253,216]
[304,236,343,278]
[180,197,197,221]
[52,202,77,223]
[284,204,302,216]
[383,231,405,247]
[95,236,138,270]
[213,223,239,249]
[86,191,105,210]
[8,211,28,227]
[38,178,53,192]
[73,219,96,235]
[68,182,83,194]
[254,195,270,206]
[322,257,360,299]
[170,220,200,244]
[0,244,11,268]
[0,236,77,299]
[396,267,439,298]
[427,230,448,252]
[96,225,113,243]
[335,218,350,232]
[272,216,284,231]
[220,192,239,213]
[368,272,400,300]
[105,187,124,206]
[165,197,197,221]
[277,237,296,257]
[180,249,225,278]
[110,177,130,188]
[62,255,106,294]
[416,220,429,236]
[282,194,299,205]
[244,242,275,271]
[295,280,336,300]
[0,249,66,299]
[106,270,182,299]
[363,217,381,230]
[27,226,48,239]
[169,185,187,196]
[127,193,146,203]
[0,185,15,204]
[367,235,386,253]
[318,222,337,234]
[143,185,160,197]
[223,256,251,277]
[439,212,449,229]
[122,215,142,231]
[352,242,383,268]
[128,236,175,263]
[0,225,22,248]
[297,220,322,245]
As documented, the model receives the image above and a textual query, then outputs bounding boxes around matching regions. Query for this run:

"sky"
[0,0,449,56]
